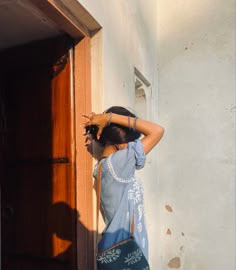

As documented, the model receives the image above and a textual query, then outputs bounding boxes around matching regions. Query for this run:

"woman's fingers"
[97,126,104,140]
[82,112,96,122]
[82,113,94,127]
[82,113,107,139]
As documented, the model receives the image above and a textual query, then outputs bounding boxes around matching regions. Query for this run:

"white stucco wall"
[78,0,160,269]
[78,1,235,269]
[157,0,236,269]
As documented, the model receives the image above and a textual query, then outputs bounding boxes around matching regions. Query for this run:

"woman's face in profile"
[84,134,104,160]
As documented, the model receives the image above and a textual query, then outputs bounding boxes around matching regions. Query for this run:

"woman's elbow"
[157,125,165,136]
[155,125,165,141]
[161,126,165,136]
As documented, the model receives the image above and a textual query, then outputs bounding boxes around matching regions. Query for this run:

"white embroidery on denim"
[124,248,143,265]
[138,204,143,221]
[137,222,143,232]
[127,178,146,234]
[107,156,134,183]
[97,248,121,264]
[128,189,134,201]
[128,178,143,205]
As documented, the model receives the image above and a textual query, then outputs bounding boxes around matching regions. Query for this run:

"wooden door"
[0,36,80,270]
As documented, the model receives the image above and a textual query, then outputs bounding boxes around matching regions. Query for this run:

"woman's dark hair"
[86,106,141,145]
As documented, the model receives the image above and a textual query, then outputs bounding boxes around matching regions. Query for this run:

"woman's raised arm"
[83,112,165,154]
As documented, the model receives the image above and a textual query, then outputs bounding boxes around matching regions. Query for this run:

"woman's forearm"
[108,113,165,154]
[83,112,165,154]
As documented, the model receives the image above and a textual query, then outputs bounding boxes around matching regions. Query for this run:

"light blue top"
[94,139,148,260]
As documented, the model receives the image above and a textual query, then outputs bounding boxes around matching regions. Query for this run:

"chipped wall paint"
[157,0,236,269]
[168,257,181,269]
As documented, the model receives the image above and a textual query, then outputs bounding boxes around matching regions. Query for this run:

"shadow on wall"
[48,202,95,267]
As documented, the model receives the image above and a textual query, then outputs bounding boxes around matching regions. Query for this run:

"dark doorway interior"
[0,36,78,270]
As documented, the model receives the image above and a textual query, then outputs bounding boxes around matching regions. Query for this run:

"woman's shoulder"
[93,139,146,181]
[93,158,106,179]
[110,139,146,177]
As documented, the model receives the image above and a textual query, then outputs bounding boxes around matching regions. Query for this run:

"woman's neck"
[100,143,128,160]
[101,145,118,158]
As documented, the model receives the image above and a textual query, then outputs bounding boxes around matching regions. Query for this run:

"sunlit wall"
[157,0,235,269]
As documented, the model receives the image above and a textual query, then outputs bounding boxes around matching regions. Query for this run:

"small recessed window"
[134,67,151,119]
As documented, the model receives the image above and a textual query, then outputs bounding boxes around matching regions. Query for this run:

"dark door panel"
[0,36,77,270]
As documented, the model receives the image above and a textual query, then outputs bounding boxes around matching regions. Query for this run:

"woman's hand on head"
[82,113,109,140]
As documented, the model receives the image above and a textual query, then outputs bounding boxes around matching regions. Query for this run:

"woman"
[83,106,164,262]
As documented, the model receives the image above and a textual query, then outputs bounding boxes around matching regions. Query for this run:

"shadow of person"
[48,202,94,269]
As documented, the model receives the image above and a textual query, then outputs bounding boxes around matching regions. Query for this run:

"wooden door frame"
[27,1,100,269]
[29,0,101,39]
[73,37,94,269]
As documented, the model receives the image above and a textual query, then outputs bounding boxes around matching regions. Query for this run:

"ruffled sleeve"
[128,139,146,169]
[93,139,146,184]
